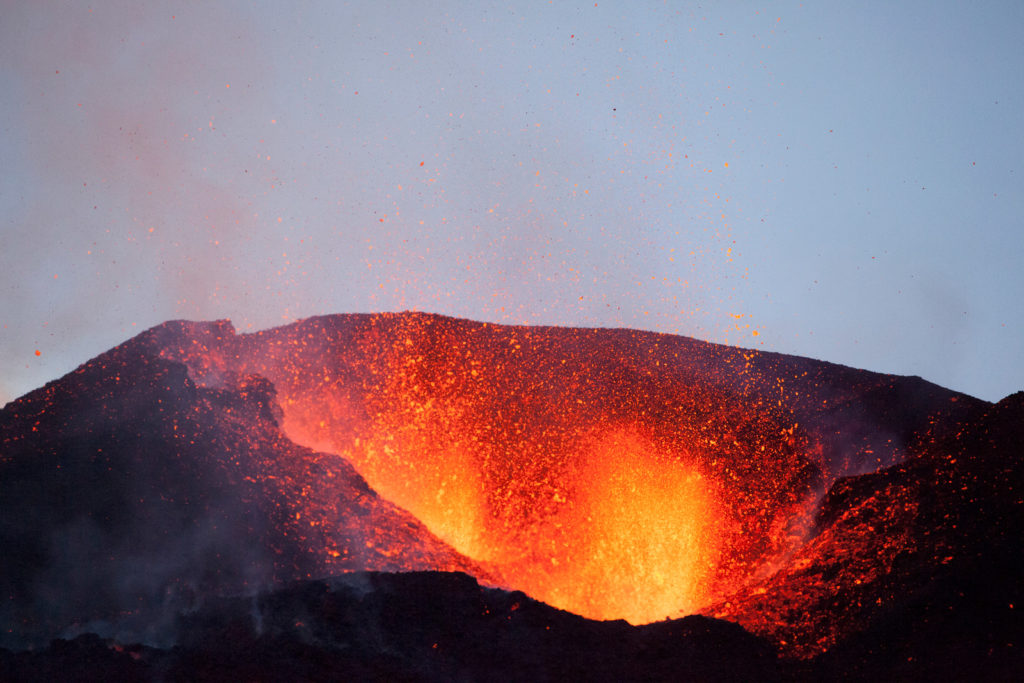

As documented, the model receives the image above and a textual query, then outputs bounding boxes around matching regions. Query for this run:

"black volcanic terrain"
[0,322,482,648]
[1,312,1021,680]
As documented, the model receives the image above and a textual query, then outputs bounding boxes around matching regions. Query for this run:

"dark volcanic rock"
[172,571,779,681]
[0,633,151,683]
[1,572,781,682]
[0,327,481,648]
[710,392,1024,679]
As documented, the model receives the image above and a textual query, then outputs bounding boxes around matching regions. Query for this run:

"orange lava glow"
[158,313,821,624]
[331,424,725,623]
[539,431,724,621]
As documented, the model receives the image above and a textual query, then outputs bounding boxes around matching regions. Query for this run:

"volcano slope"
[710,390,1024,678]
[1,312,1020,679]
[0,325,482,649]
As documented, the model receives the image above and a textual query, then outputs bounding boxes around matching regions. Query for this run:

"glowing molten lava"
[163,313,822,624]
[545,431,724,621]
[339,425,725,624]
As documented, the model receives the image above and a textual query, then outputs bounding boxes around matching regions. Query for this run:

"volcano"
[1,312,1021,679]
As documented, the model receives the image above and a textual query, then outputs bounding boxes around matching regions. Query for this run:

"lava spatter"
[152,312,978,626]
[2,312,1008,676]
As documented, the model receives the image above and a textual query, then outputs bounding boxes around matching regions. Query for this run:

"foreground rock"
[1,571,780,682]
[0,329,481,648]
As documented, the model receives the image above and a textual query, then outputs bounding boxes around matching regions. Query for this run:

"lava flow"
[155,312,850,624]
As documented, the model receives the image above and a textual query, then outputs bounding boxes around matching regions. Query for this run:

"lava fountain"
[546,430,725,621]
[1,312,1011,680]
[153,312,826,624]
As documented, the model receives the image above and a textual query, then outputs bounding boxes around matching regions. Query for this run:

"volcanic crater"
[2,312,1020,679]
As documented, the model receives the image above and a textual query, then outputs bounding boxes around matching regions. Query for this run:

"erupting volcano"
[2,312,1021,679]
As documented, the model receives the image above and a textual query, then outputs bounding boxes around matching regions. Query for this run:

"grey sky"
[2,1,1022,404]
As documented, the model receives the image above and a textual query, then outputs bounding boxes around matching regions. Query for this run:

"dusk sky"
[3,1,1022,405]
